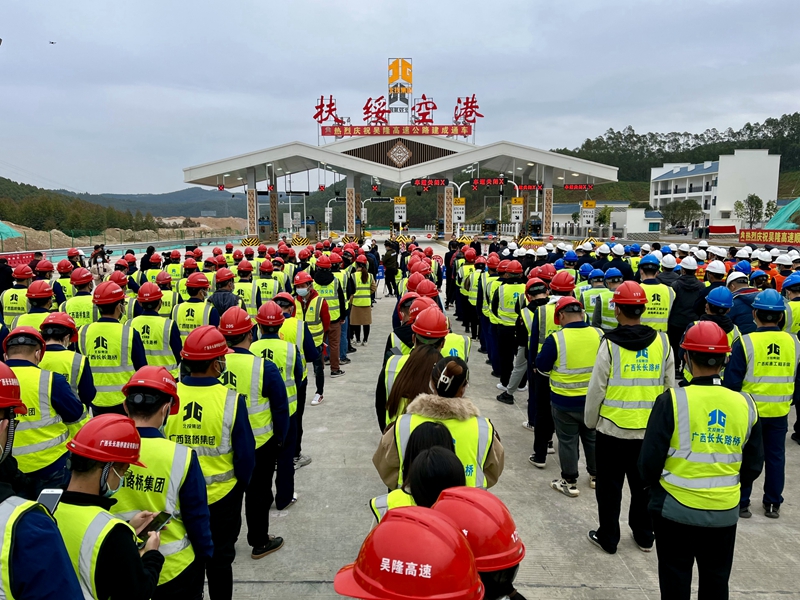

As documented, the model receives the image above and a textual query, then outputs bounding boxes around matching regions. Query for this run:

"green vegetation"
[734,194,764,229]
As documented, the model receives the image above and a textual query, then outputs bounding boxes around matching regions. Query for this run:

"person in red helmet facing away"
[207,267,246,319]
[115,366,213,598]
[165,249,183,280]
[232,260,261,322]
[173,272,220,346]
[294,269,329,407]
[313,254,346,378]
[639,321,763,600]
[53,258,75,304]
[0,264,34,322]
[585,281,675,555]
[518,277,550,432]
[457,248,478,336]
[10,280,56,330]
[129,283,182,378]
[164,326,255,600]
[56,414,164,599]
[348,254,377,347]
[60,267,95,327]
[383,292,420,362]
[490,260,526,398]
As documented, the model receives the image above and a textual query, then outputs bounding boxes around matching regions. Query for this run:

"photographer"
[90,246,113,283]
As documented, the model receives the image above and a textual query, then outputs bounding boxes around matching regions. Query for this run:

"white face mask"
[296,287,309,297]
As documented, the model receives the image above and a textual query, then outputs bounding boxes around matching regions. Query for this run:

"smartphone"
[136,511,172,548]
[37,488,63,515]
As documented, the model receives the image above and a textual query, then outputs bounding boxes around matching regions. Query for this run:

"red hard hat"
[554,296,583,325]
[93,281,125,305]
[149,253,162,264]
[233,249,244,260]
[323,239,331,248]
[170,250,181,260]
[496,260,510,274]
[70,267,93,286]
[272,256,284,267]
[330,253,341,264]
[183,258,198,270]
[407,272,425,292]
[155,271,172,285]
[122,366,180,415]
[273,292,296,315]
[287,248,296,259]
[256,301,286,326]
[475,256,486,265]
[109,271,129,287]
[40,312,78,343]
[315,242,324,250]
[219,307,253,336]
[397,291,420,319]
[193,248,204,259]
[411,261,431,277]
[215,255,227,266]
[215,268,235,283]
[181,325,233,361]
[213,247,222,256]
[416,279,439,299]
[487,255,500,269]
[506,260,523,274]
[407,297,437,324]
[259,260,274,273]
[125,253,137,263]
[682,321,731,354]
[316,255,331,269]
[137,282,163,303]
[56,259,73,274]
[299,249,311,261]
[294,271,313,286]
[0,363,28,415]
[432,487,525,572]
[424,246,433,257]
[236,260,253,273]
[12,265,33,280]
[186,272,210,289]
[408,243,417,252]
[526,277,547,294]
[115,259,129,269]
[66,414,146,467]
[333,507,483,600]
[35,260,54,273]
[460,245,469,253]
[258,244,268,253]
[244,246,255,256]
[354,255,366,266]
[3,326,46,355]
[67,248,80,258]
[412,306,449,339]
[26,280,53,299]
[549,271,576,292]
[613,281,648,305]
[538,263,557,281]
[464,248,477,262]
[266,247,276,256]
[314,250,322,259]
[225,242,234,250]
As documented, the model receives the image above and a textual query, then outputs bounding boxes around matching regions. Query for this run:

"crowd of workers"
[0,233,795,599]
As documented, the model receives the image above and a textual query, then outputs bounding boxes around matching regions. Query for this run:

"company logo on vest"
[651,293,661,303]
[707,409,727,429]
[94,336,108,350]
[635,348,649,360]
[767,343,780,357]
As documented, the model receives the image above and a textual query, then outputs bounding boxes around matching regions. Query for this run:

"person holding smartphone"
[113,366,213,600]
[56,413,164,599]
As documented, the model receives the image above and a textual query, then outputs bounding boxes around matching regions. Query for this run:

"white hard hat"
[556,242,567,251]
[669,243,678,252]
[662,254,677,269]
[735,248,750,258]
[698,240,709,248]
[582,242,593,251]
[545,243,554,251]
[727,271,747,285]
[695,249,707,261]
[680,256,698,270]
[337,241,344,247]
[690,246,698,254]
[508,242,518,250]
[598,244,610,254]
[679,243,690,252]
[536,247,548,257]
[789,249,800,259]
[706,260,726,275]
[770,248,780,258]
[776,253,793,266]
[566,244,574,251]
[526,248,536,256]
[611,244,625,256]
[514,248,526,257]
[760,250,773,262]
[652,250,663,260]
[641,244,651,252]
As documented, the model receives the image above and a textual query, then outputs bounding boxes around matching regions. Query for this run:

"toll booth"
[526,218,542,237]
[482,219,498,237]
[437,219,444,238]
[258,218,272,241]
[302,219,319,242]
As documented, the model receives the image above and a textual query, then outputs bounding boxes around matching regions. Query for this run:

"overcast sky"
[1,0,798,194]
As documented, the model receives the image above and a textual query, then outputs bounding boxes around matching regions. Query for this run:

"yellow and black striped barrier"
[291,235,310,246]
[241,237,260,246]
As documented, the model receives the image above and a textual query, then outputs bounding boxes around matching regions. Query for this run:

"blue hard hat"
[734,260,752,275]
[673,264,682,272]
[750,270,767,282]
[661,246,672,255]
[605,267,622,279]
[706,286,734,309]
[589,268,605,280]
[783,272,800,289]
[624,245,631,254]
[554,259,565,270]
[565,251,578,262]
[631,244,641,253]
[639,254,660,267]
[578,263,593,277]
[752,288,786,311]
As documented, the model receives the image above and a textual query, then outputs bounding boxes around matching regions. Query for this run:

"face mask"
[216,358,227,375]
[296,287,309,297]
[102,466,126,498]
[533,297,549,307]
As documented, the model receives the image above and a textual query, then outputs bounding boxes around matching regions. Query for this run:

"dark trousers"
[294,380,306,457]
[667,324,686,375]
[464,301,479,338]
[352,325,370,342]
[245,436,281,548]
[594,432,653,552]
[479,314,489,351]
[207,487,245,600]
[153,559,204,600]
[498,325,517,386]
[531,372,554,459]
[385,268,398,295]
[551,406,596,481]
[527,360,536,424]
[445,278,456,307]
[652,513,736,600]
[312,346,324,395]
[740,414,787,507]
[454,292,464,320]
[276,415,298,506]
[489,324,502,374]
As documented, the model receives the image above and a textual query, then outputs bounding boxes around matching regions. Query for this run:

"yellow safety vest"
[739,330,800,417]
[457,264,475,296]
[277,317,308,381]
[112,437,194,585]
[283,263,296,282]
[0,497,52,599]
[10,311,51,331]
[222,351,277,448]
[38,349,90,436]
[165,384,239,504]
[487,278,504,325]
[56,277,75,301]
[56,502,137,599]
[295,296,324,347]
[683,322,739,382]
[395,413,494,488]
[224,253,235,266]
[369,489,416,523]
[351,273,374,308]
[143,269,162,284]
[495,283,525,326]
[482,274,500,318]
[272,270,288,290]
[10,366,70,473]
[60,294,96,329]
[442,333,471,362]
[595,288,617,331]
[315,278,341,321]
[466,270,482,306]
[165,263,182,280]
[249,338,298,417]
[77,321,135,407]
[641,282,674,332]
[172,301,213,343]
[158,290,180,318]
[661,386,757,511]
[537,303,560,352]
[783,299,800,335]
[599,332,669,430]
[580,287,607,314]
[384,354,410,425]
[630,256,641,272]
[177,278,190,301]
[388,332,412,356]
[130,314,179,377]
[0,288,29,320]
[257,277,281,304]
[549,327,604,396]
[233,281,259,318]
[333,271,350,310]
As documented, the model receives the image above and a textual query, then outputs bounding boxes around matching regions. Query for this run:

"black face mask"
[533,297,549,307]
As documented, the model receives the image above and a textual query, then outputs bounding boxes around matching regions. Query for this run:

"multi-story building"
[650,149,780,230]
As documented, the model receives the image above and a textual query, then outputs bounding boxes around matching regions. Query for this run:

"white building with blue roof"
[650,149,779,230]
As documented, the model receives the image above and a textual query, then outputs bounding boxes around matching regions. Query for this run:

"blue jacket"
[137,428,214,561]
[52,278,71,305]
[179,377,255,488]
[44,344,96,407]
[231,347,290,444]
[728,288,758,335]
[535,321,592,410]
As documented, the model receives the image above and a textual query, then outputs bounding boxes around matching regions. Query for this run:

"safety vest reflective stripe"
[257,278,281,303]
[130,315,179,374]
[369,489,416,523]
[39,351,83,395]
[389,333,412,356]
[10,312,51,330]
[467,271,481,305]
[315,279,341,320]
[172,302,212,341]
[78,322,135,405]
[580,287,606,312]
[550,327,603,396]
[296,297,324,347]
[384,355,408,401]
[741,331,800,416]
[641,283,674,331]
[537,303,559,351]
[441,334,471,362]
[521,307,534,339]
[351,274,374,307]
[0,288,29,318]
[496,283,525,326]
[157,290,179,317]
[596,289,617,330]
[57,278,76,301]
[457,265,474,296]
[222,352,275,447]
[233,281,259,317]
[0,497,48,598]
[784,300,800,335]
[660,387,757,510]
